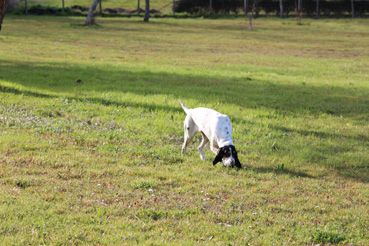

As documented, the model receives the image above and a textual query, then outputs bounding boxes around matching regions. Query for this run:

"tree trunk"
[297,0,302,24]
[0,0,7,31]
[254,0,259,17]
[85,0,100,25]
[248,1,253,30]
[62,0,65,13]
[99,0,102,15]
[243,0,247,16]
[25,0,28,15]
[279,0,283,17]
[137,0,140,10]
[351,0,355,18]
[209,0,213,13]
[144,0,150,22]
[316,0,319,18]
[248,12,253,30]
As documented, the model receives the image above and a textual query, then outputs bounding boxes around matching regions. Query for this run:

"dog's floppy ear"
[213,148,224,165]
[234,150,242,169]
[230,145,241,168]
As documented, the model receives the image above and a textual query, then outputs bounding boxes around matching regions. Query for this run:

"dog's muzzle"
[222,157,236,167]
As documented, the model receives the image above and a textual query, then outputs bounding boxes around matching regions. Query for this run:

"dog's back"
[180,101,223,125]
[179,101,233,147]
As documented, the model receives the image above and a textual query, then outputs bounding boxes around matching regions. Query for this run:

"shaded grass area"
[0,16,368,244]
[1,59,368,117]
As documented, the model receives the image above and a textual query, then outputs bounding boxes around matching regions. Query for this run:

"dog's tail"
[179,100,190,115]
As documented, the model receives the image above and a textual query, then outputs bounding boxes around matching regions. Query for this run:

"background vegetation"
[10,0,369,16]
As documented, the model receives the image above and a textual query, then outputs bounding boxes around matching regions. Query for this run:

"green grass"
[0,15,369,244]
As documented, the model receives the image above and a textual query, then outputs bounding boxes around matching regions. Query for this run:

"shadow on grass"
[0,84,181,113]
[240,163,368,183]
[0,59,368,182]
[247,165,315,179]
[273,125,369,144]
[0,60,368,117]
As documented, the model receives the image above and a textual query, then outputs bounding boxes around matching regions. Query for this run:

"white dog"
[179,100,241,168]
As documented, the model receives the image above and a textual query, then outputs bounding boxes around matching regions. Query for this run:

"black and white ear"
[213,149,224,165]
[234,150,242,169]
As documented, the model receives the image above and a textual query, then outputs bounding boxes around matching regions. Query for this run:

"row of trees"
[0,0,366,31]
[83,0,365,26]
[0,0,152,27]
[174,0,367,17]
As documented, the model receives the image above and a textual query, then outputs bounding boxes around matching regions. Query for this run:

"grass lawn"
[0,15,368,244]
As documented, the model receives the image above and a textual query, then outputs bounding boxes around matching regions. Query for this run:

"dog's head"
[213,145,241,168]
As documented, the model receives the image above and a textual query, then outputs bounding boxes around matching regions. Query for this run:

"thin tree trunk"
[244,0,247,15]
[316,0,319,18]
[144,0,150,22]
[294,0,297,16]
[137,0,140,10]
[0,0,8,31]
[244,0,252,29]
[254,0,259,17]
[248,1,253,30]
[85,0,100,25]
[62,0,65,13]
[99,0,102,15]
[248,12,253,30]
[279,0,283,17]
[351,0,355,18]
[297,0,302,24]
[209,0,213,14]
[25,0,28,15]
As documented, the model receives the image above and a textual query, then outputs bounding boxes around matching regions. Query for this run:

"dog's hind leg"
[181,115,197,154]
[198,132,209,161]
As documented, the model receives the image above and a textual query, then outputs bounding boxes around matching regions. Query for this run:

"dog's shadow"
[235,164,314,179]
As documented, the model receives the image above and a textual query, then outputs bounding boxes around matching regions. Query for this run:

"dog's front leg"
[181,115,197,155]
[210,143,219,155]
[182,133,193,154]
